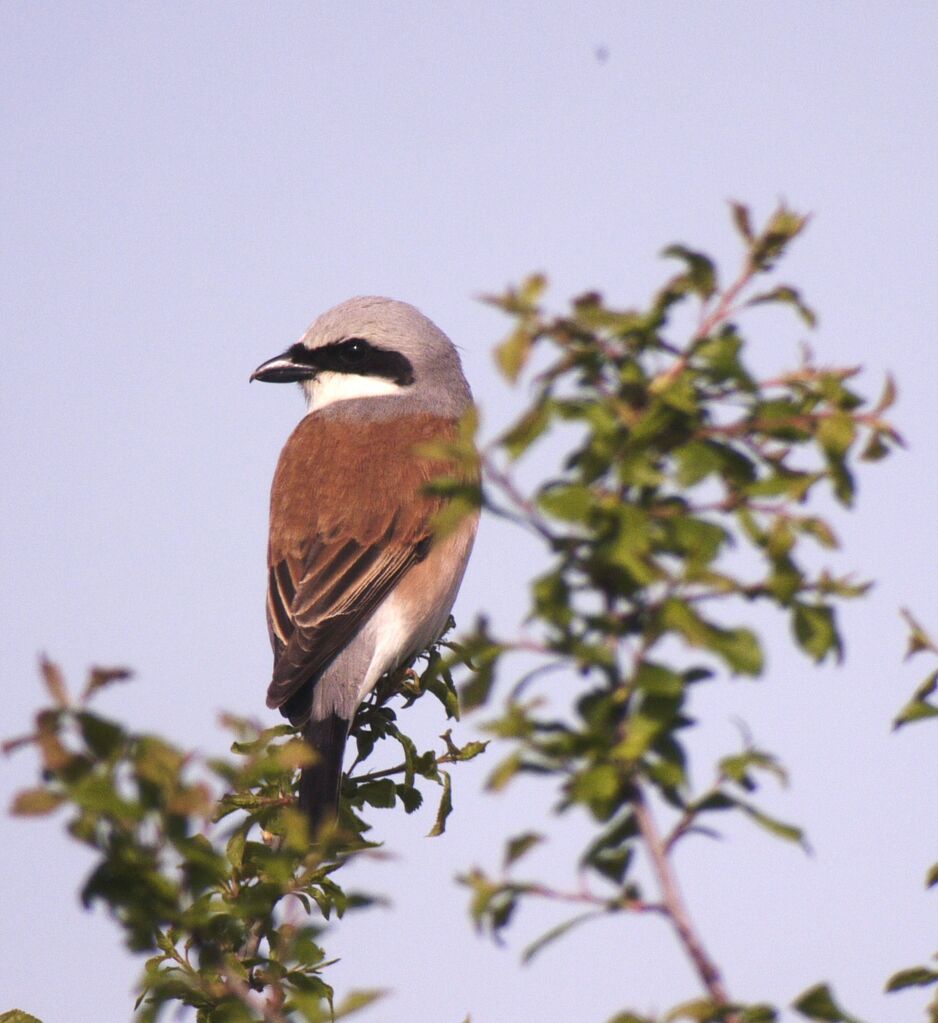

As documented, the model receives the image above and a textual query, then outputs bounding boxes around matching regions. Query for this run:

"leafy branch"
[5,639,480,1022]
[461,203,901,1022]
[6,202,931,1023]
[884,612,938,1020]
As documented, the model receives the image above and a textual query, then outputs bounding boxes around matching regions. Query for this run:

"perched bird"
[251,297,478,831]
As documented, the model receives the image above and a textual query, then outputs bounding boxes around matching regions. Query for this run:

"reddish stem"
[632,787,737,1016]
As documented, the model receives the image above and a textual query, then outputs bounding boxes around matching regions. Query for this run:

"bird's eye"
[337,339,372,369]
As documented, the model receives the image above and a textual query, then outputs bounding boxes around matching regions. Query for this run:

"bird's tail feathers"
[299,713,349,834]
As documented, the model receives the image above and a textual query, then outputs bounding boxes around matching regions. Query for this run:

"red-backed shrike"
[251,297,478,830]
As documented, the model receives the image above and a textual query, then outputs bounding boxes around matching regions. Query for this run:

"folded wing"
[265,409,459,721]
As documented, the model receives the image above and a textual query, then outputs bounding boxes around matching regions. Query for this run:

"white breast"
[356,521,478,705]
[357,590,420,704]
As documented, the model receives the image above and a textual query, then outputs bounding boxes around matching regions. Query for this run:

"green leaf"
[273,737,318,770]
[902,608,935,659]
[521,910,603,964]
[332,989,386,1019]
[798,517,838,549]
[444,737,488,762]
[431,492,482,541]
[660,599,763,676]
[746,285,817,328]
[11,789,65,816]
[396,784,423,814]
[667,516,729,567]
[495,325,535,383]
[634,662,684,698]
[134,736,185,791]
[739,1006,778,1023]
[570,763,626,817]
[579,811,638,884]
[692,332,757,391]
[492,275,546,383]
[78,713,126,758]
[792,982,867,1023]
[709,625,764,677]
[792,603,842,664]
[720,747,789,790]
[503,831,544,869]
[422,670,461,720]
[617,708,671,761]
[357,778,397,809]
[538,483,594,522]
[0,1013,45,1023]
[486,751,523,792]
[428,770,453,837]
[817,414,856,459]
[737,800,808,850]
[661,245,718,299]
[458,626,502,711]
[751,205,811,270]
[893,670,938,730]
[664,998,726,1021]
[828,458,856,507]
[501,401,554,460]
[744,471,817,501]
[730,201,754,242]
[587,845,634,885]
[226,830,246,869]
[885,965,938,991]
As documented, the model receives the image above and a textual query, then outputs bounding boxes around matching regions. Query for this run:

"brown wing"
[265,409,460,714]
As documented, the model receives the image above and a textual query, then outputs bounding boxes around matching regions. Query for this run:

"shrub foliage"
[7,205,935,1023]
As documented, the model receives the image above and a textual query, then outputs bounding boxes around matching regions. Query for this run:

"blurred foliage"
[6,203,933,1023]
[5,644,482,1023]
[883,612,938,1020]
[448,203,916,1022]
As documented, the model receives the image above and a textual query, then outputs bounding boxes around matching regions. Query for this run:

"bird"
[251,296,478,832]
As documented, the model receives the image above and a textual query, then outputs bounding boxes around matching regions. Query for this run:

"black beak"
[250,346,318,384]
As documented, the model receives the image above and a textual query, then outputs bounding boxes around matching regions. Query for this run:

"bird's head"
[251,296,471,417]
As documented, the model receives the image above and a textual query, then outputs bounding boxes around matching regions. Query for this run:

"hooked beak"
[250,346,318,384]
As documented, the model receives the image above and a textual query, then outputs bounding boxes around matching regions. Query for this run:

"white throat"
[302,371,403,412]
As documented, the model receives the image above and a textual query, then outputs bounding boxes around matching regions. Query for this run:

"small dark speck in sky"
[595,45,610,63]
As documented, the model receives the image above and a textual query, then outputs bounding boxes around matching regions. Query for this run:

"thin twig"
[521,881,665,914]
[240,918,266,970]
[238,830,287,988]
[222,971,290,1023]
[632,786,736,1016]
[699,408,885,441]
[651,258,758,393]
[758,364,862,390]
[482,454,556,542]
[695,257,756,341]
[353,744,472,784]
[664,779,724,854]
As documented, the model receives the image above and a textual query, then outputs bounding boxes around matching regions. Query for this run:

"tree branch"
[222,970,290,1023]
[695,257,756,340]
[632,786,736,1014]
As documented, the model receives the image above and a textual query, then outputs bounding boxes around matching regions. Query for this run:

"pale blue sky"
[3,4,938,1021]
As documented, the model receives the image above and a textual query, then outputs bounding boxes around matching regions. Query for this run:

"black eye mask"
[286,338,415,387]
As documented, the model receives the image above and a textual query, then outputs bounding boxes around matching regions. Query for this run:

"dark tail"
[299,713,349,834]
